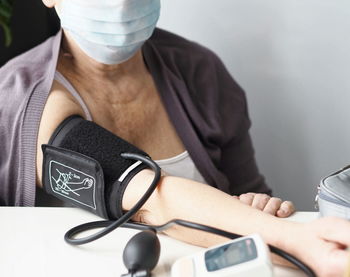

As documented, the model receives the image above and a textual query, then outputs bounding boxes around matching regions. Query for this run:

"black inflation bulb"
[121,230,160,277]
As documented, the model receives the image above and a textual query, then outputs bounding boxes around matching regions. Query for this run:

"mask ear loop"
[64,152,161,245]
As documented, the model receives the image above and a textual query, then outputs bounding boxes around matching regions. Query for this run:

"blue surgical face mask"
[57,0,161,65]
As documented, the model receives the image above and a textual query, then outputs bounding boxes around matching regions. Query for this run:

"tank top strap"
[54,71,93,121]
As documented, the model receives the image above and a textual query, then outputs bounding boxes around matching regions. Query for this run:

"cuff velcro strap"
[41,115,151,219]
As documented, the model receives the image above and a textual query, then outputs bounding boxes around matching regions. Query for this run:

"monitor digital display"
[205,238,258,272]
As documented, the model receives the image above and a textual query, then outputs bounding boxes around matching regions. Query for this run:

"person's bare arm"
[124,170,350,277]
[36,81,86,187]
[123,171,294,247]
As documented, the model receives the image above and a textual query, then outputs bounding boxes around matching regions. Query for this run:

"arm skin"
[124,170,293,247]
[125,171,350,277]
[37,85,350,277]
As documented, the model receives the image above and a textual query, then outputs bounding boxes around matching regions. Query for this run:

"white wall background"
[158,0,350,210]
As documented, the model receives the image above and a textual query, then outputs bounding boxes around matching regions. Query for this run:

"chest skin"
[87,88,184,160]
[51,74,185,161]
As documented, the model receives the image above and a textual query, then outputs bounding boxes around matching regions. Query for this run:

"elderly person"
[1,0,350,276]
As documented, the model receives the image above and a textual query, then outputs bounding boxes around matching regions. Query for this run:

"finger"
[276,201,295,217]
[251,194,271,210]
[238,193,255,206]
[263,197,282,215]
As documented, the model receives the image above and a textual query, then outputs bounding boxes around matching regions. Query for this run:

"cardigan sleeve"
[211,54,272,195]
[220,131,272,195]
[178,43,272,195]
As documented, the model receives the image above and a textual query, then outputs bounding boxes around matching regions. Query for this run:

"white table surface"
[0,207,318,277]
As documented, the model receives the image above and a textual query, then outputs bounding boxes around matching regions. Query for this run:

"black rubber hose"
[64,153,161,245]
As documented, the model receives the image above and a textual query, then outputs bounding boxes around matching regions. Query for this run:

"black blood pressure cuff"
[41,115,149,219]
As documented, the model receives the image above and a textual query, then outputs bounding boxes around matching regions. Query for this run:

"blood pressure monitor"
[171,234,273,277]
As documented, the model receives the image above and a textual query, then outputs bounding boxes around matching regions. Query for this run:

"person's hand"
[234,193,295,217]
[287,217,350,277]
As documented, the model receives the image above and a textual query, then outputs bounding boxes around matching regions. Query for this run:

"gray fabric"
[0,28,271,207]
[318,196,350,219]
[0,31,61,206]
[317,168,350,219]
[323,168,350,203]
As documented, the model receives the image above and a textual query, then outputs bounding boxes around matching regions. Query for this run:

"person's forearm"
[122,169,298,251]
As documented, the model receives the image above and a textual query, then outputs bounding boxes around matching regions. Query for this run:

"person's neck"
[56,30,151,103]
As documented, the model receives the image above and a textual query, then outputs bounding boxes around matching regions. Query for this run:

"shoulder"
[148,28,243,102]
[148,28,223,71]
[148,29,249,145]
[0,31,60,94]
[0,30,61,125]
